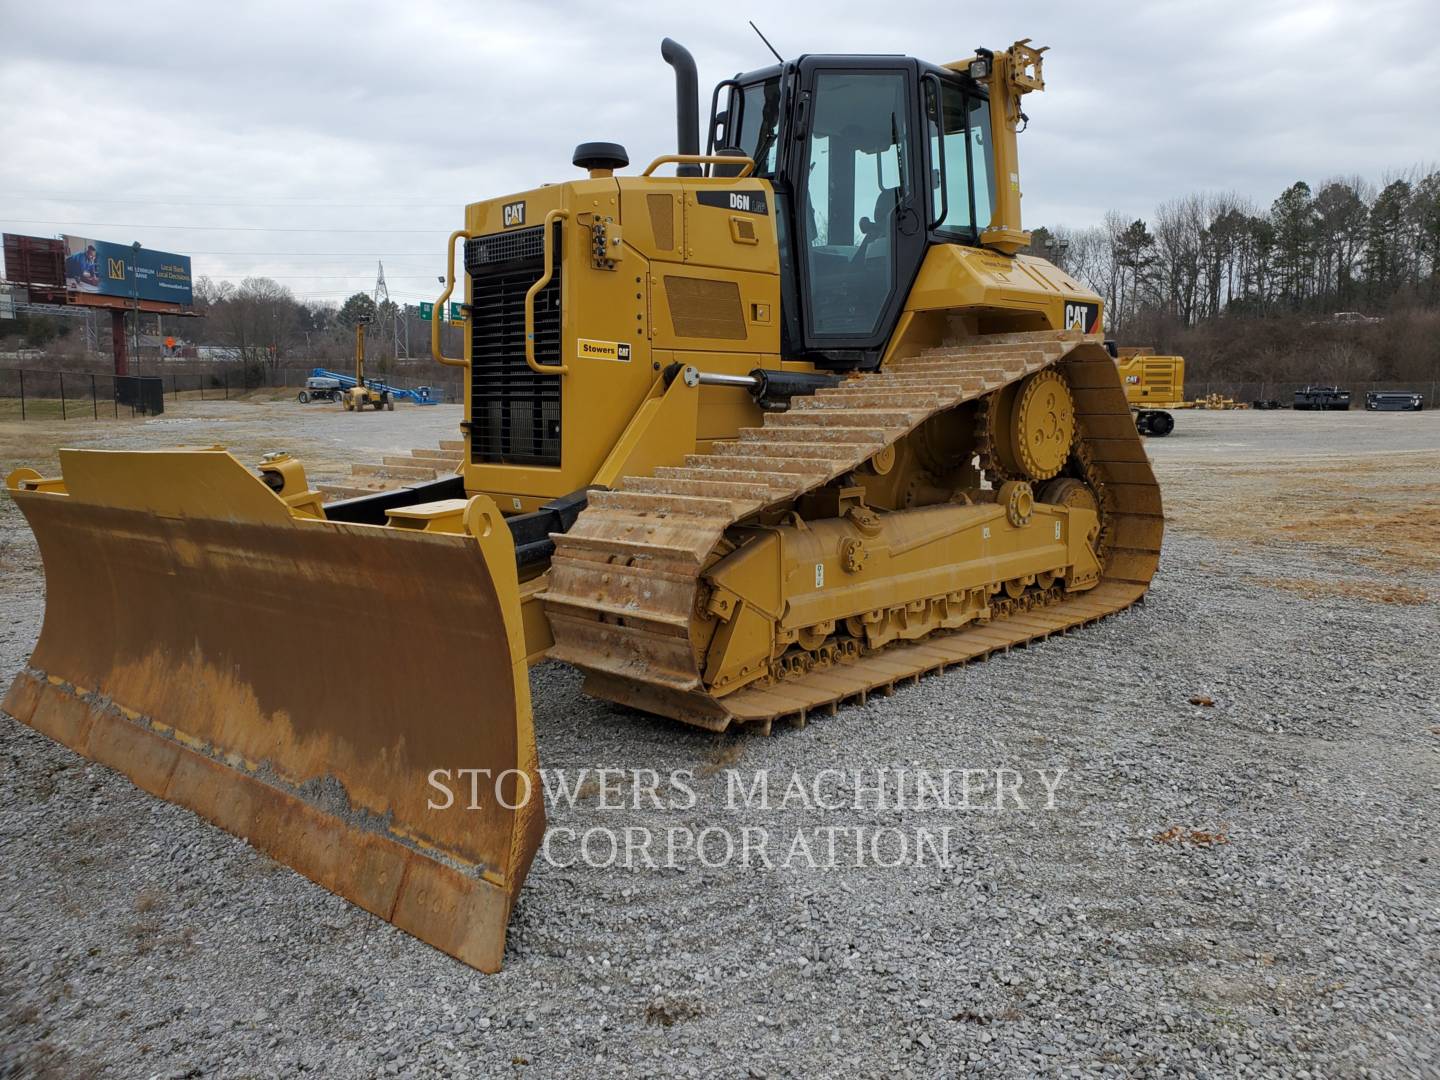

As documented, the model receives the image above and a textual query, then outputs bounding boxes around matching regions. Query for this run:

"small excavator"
[5,37,1161,972]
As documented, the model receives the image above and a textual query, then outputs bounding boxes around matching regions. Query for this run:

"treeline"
[189,277,443,370]
[1028,166,1440,386]
[0,277,454,372]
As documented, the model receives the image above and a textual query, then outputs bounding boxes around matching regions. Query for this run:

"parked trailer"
[1365,391,1424,412]
[1293,386,1351,411]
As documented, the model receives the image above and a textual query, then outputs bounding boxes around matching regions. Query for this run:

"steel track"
[543,330,1163,732]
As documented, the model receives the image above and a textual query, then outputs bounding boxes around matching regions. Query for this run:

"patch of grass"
[1154,824,1231,846]
[696,738,745,777]
[1253,576,1430,605]
[645,995,701,1026]
[134,888,166,914]
[0,398,70,421]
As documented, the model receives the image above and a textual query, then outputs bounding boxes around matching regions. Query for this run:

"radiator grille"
[465,225,563,466]
[647,193,675,251]
[664,275,747,340]
[466,227,546,268]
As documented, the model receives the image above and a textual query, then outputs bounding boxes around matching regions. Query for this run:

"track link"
[543,330,1163,731]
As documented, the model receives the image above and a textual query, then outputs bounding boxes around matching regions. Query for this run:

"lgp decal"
[502,201,526,228]
[1064,301,1101,334]
[696,190,770,215]
[578,338,632,363]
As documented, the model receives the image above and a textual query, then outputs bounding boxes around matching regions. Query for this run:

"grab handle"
[431,230,470,369]
[641,154,756,178]
[523,209,571,376]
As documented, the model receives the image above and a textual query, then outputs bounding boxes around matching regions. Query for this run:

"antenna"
[749,20,783,63]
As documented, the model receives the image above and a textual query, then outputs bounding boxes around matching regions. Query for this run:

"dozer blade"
[3,449,542,972]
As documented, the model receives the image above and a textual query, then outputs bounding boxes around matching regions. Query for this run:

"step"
[692,454,834,477]
[409,447,465,463]
[383,455,441,468]
[795,391,946,410]
[541,592,692,633]
[738,426,886,446]
[352,462,439,480]
[762,408,920,430]
[654,466,801,491]
[317,483,388,501]
[553,532,710,565]
[588,489,738,519]
[732,440,872,461]
[624,476,776,502]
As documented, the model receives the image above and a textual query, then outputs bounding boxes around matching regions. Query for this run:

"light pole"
[131,241,142,368]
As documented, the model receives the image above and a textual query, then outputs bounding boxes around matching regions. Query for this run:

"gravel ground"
[1,404,1437,1079]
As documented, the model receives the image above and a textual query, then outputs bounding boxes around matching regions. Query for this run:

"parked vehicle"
[1365,391,1424,412]
[1250,399,1283,410]
[1293,386,1351,411]
[297,376,344,404]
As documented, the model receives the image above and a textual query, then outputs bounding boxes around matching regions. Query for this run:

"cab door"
[787,58,928,361]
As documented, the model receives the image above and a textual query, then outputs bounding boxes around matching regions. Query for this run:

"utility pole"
[131,241,142,368]
[371,261,393,368]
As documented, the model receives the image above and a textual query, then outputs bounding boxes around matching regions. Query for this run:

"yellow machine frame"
[5,39,1163,974]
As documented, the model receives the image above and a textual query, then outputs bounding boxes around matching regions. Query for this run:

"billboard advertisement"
[62,235,193,306]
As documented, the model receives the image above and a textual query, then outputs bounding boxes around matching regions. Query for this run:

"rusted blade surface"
[4,449,542,972]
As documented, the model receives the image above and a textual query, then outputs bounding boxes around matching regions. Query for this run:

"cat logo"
[502,201,526,228]
[1064,301,1100,333]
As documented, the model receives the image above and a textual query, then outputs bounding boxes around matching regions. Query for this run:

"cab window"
[734,78,781,175]
[967,94,995,232]
[924,78,995,235]
[802,70,911,336]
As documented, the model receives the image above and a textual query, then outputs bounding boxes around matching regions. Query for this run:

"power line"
[199,254,437,257]
[0,218,450,234]
[0,192,460,208]
[239,274,442,280]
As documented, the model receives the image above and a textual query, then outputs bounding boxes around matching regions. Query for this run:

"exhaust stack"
[660,38,701,176]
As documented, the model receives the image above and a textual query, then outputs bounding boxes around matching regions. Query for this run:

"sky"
[1,0,1437,306]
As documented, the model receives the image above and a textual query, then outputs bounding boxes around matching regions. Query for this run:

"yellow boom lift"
[5,38,1162,972]
[343,314,394,411]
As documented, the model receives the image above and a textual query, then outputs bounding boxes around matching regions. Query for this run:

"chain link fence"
[0,359,463,419]
[1188,379,1435,407]
[0,369,168,420]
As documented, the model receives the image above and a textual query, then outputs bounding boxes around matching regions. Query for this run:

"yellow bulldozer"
[4,38,1161,972]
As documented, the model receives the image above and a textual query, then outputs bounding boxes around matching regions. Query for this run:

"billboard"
[62,235,193,306]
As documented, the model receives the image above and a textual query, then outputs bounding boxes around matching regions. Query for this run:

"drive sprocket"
[977,370,1076,484]
[1009,369,1076,482]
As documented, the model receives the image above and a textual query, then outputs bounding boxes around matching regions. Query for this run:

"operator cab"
[707,56,999,369]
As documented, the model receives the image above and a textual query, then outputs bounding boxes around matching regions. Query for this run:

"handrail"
[641,153,756,178]
[705,78,744,156]
[524,209,571,376]
[431,229,470,369]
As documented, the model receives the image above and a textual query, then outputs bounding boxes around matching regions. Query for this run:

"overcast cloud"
[2,0,1437,305]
